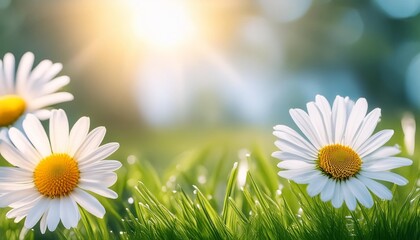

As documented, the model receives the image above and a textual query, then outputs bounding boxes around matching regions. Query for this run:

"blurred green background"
[1,0,420,168]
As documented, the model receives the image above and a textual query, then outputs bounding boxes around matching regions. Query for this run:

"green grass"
[1,129,419,240]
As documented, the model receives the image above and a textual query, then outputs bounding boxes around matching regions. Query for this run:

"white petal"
[6,203,33,219]
[363,146,401,162]
[29,62,62,88]
[279,169,321,184]
[306,102,329,145]
[27,59,52,86]
[351,108,381,150]
[80,172,118,187]
[0,128,8,141]
[3,53,15,92]
[0,60,7,94]
[277,160,314,169]
[40,210,48,234]
[320,179,335,201]
[68,117,90,157]
[60,197,79,229]
[356,175,392,200]
[342,182,357,211]
[49,109,69,153]
[0,189,38,207]
[0,167,33,183]
[359,171,409,185]
[78,142,119,167]
[274,140,316,161]
[79,160,122,172]
[306,176,328,197]
[24,198,50,229]
[16,52,34,94]
[363,157,412,171]
[47,198,60,231]
[289,109,323,148]
[39,76,70,95]
[29,92,74,110]
[71,188,105,218]
[331,182,344,208]
[78,181,118,199]
[0,141,34,171]
[273,125,318,154]
[272,151,315,163]
[333,96,347,143]
[74,127,106,160]
[344,98,367,145]
[8,127,41,165]
[33,109,51,120]
[358,130,394,158]
[22,114,51,157]
[8,191,41,209]
[347,178,373,208]
[315,95,333,143]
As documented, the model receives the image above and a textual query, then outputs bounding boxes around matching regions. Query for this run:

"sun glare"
[128,0,197,51]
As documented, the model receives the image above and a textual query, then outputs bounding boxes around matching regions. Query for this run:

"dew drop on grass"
[128,197,134,204]
[127,155,137,165]
[198,175,207,184]
[298,208,303,215]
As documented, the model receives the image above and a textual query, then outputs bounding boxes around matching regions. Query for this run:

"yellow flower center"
[0,95,26,127]
[317,144,362,180]
[34,153,80,198]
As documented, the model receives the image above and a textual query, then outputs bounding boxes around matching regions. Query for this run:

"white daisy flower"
[0,109,121,233]
[0,52,73,137]
[272,95,412,210]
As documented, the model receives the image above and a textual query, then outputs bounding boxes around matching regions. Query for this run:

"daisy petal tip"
[277,171,290,179]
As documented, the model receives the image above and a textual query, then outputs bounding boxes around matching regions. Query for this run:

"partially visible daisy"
[273,95,412,210]
[0,109,121,233]
[0,52,73,137]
